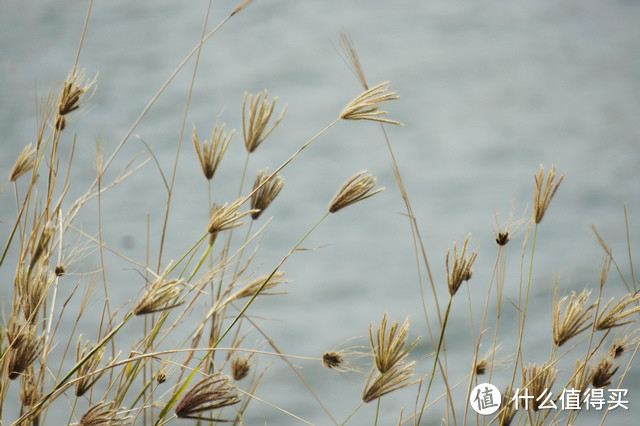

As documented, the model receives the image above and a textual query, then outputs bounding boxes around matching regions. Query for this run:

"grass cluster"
[1,1,638,425]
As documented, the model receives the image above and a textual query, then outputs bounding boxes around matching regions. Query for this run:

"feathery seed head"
[495,232,510,246]
[362,362,417,403]
[338,31,368,89]
[175,373,240,420]
[5,318,43,380]
[192,124,234,180]
[362,313,419,402]
[591,356,619,388]
[75,336,106,396]
[595,293,640,331]
[445,234,478,296]
[322,351,344,369]
[369,313,419,375]
[552,289,595,346]
[231,356,251,381]
[533,164,564,224]
[242,89,287,153]
[250,168,284,219]
[79,402,130,426]
[328,170,384,213]
[608,330,640,359]
[207,198,257,239]
[230,271,288,301]
[16,263,48,324]
[55,68,97,131]
[475,343,510,376]
[134,266,184,316]
[523,363,558,411]
[340,81,402,125]
[321,340,369,374]
[9,143,37,182]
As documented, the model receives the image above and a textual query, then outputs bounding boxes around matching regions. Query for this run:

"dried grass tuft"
[340,81,402,125]
[595,293,640,331]
[79,402,130,426]
[250,168,284,220]
[134,269,184,316]
[230,271,288,300]
[9,143,37,182]
[328,170,383,213]
[445,234,478,296]
[208,199,257,240]
[231,356,251,381]
[74,336,107,396]
[192,124,234,180]
[552,289,595,346]
[5,319,43,380]
[55,68,97,131]
[175,373,240,420]
[523,362,558,411]
[591,356,619,388]
[242,89,287,153]
[533,164,564,224]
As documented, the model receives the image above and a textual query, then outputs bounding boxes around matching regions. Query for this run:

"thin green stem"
[509,223,539,391]
[417,295,453,425]
[341,401,365,425]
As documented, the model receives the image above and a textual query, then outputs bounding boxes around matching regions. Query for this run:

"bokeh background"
[2,1,639,424]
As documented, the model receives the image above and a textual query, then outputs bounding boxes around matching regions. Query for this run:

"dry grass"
[1,5,639,426]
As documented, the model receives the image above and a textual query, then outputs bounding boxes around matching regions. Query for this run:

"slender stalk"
[509,223,539,392]
[417,295,453,425]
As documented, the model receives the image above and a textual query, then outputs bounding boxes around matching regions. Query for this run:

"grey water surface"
[2,1,639,424]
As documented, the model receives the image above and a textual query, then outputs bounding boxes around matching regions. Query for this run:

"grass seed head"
[175,373,240,420]
[322,351,344,369]
[445,234,478,296]
[523,363,558,411]
[595,293,640,331]
[250,168,284,220]
[79,402,130,426]
[231,356,251,381]
[6,319,43,380]
[230,271,288,301]
[56,68,97,131]
[608,329,640,359]
[362,362,417,403]
[328,170,383,213]
[591,356,619,388]
[340,81,402,125]
[369,313,419,375]
[533,164,564,224]
[552,289,595,346]
[242,89,287,153]
[207,198,257,239]
[75,336,107,397]
[192,124,234,180]
[9,143,37,182]
[337,31,368,89]
[134,274,184,316]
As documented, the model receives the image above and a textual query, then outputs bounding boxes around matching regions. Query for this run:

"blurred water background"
[1,0,640,424]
